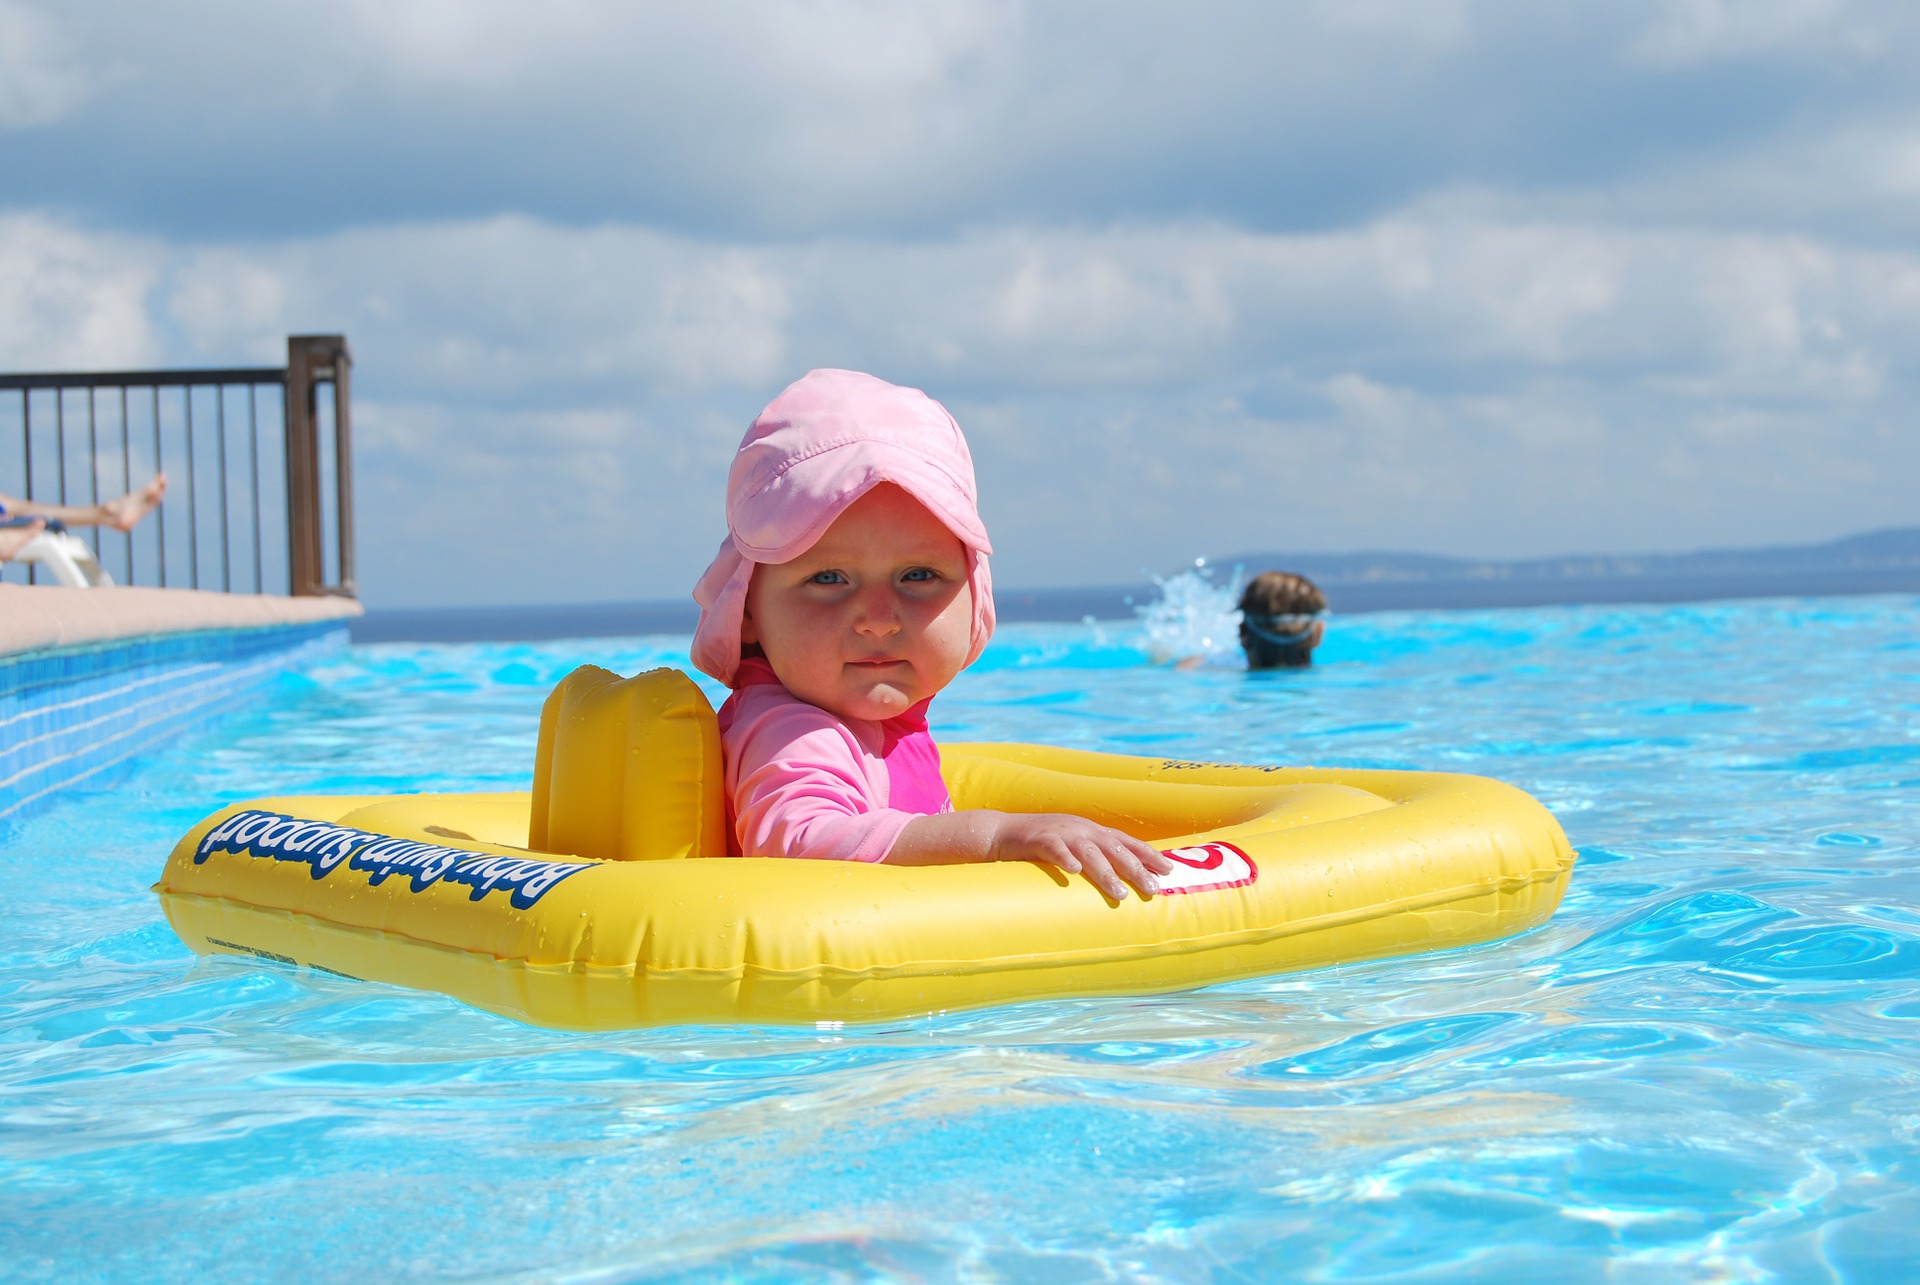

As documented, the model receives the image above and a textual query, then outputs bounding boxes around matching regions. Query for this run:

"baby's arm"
[888,811,1175,901]
[725,689,1172,895]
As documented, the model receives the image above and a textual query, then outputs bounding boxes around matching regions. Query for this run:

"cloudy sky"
[3,0,1916,607]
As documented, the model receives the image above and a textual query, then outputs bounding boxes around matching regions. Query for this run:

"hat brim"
[727,441,992,564]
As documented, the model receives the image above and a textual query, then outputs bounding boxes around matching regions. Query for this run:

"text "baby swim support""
[195,809,587,909]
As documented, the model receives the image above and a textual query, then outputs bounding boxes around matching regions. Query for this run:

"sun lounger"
[2,520,113,588]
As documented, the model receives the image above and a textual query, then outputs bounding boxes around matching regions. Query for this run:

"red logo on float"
[1155,841,1258,895]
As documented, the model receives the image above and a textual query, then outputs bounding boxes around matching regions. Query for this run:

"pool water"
[3,595,1917,1281]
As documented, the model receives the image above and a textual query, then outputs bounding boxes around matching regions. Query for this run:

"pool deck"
[0,585,361,658]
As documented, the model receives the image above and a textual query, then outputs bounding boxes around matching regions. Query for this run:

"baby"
[691,369,1172,900]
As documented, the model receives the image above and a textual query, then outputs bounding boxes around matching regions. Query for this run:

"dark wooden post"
[284,334,355,597]
[284,343,318,597]
[330,343,356,597]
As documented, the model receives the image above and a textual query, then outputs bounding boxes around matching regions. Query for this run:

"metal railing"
[1,335,355,597]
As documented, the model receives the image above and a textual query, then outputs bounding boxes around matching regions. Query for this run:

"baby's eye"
[808,570,848,586]
[900,567,939,583]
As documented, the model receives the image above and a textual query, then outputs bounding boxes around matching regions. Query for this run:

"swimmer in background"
[1238,570,1327,669]
[692,369,1173,901]
[0,474,168,561]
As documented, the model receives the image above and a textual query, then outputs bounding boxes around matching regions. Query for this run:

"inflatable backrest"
[529,665,727,861]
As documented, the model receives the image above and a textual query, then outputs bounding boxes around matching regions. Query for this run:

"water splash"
[1136,558,1246,666]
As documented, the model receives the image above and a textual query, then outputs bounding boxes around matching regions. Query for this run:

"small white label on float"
[1155,841,1258,895]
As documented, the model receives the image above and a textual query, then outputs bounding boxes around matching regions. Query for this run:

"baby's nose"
[852,586,903,634]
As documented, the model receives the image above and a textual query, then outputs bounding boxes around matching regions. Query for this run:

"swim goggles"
[1240,609,1328,647]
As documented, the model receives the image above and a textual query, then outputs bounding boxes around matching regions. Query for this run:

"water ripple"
[4,597,1919,1278]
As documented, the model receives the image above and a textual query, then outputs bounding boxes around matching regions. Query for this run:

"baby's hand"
[989,813,1176,901]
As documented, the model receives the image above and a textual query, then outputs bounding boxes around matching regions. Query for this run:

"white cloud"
[5,1,1919,603]
[23,0,1918,244]
[1316,0,1471,46]
[1629,0,1892,65]
[627,249,792,390]
[166,250,289,363]
[342,0,612,89]
[993,241,1234,364]
[12,202,1917,602]
[341,0,1020,98]
[0,213,160,368]
[38,213,1920,411]
[160,217,793,399]
[0,1,97,127]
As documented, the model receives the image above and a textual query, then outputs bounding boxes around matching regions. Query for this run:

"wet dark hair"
[1238,571,1327,670]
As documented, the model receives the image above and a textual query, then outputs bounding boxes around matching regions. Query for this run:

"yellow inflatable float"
[154,665,1576,1028]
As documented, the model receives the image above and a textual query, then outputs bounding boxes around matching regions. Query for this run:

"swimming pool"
[4,595,1916,1280]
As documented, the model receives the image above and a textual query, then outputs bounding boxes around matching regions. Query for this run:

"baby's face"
[743,483,973,722]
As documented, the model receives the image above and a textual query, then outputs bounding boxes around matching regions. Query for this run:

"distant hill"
[1204,526,1920,613]
[354,527,1920,642]
[989,526,1920,622]
[1217,526,1920,585]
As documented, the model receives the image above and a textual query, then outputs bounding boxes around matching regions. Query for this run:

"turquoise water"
[3,596,1918,1281]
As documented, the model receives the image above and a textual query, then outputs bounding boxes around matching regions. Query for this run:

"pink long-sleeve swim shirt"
[717,656,955,861]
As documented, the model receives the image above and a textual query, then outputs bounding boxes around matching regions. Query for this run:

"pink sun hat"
[691,369,997,687]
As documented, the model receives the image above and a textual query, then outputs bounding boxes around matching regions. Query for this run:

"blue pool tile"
[0,620,348,823]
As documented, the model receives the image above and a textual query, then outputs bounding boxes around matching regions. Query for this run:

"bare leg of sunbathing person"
[0,474,167,533]
[0,518,49,562]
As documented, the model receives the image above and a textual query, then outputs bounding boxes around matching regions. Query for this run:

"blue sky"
[3,1,1916,607]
